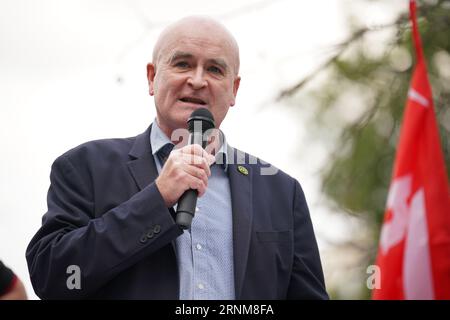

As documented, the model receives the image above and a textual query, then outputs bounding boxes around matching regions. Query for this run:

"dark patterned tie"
[158,143,175,167]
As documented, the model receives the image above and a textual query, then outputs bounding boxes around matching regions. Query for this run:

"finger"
[185,175,207,197]
[181,154,212,177]
[180,144,205,157]
[183,164,209,187]
[180,145,216,165]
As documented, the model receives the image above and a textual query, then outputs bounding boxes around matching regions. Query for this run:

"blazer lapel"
[228,146,253,299]
[127,125,159,191]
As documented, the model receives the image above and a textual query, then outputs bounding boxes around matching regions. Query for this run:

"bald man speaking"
[26,16,328,300]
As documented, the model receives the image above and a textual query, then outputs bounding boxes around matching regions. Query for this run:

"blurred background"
[0,0,449,299]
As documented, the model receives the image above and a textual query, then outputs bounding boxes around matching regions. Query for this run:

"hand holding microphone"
[155,108,216,229]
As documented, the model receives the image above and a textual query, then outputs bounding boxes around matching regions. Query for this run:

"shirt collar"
[150,119,173,157]
[150,119,229,172]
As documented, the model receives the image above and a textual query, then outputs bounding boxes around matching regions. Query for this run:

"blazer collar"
[127,124,158,191]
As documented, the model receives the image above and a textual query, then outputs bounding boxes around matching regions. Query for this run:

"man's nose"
[187,68,207,89]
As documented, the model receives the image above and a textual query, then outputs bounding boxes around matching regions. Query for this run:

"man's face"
[147,25,240,138]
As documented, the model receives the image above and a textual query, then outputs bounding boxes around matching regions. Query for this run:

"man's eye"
[208,66,223,74]
[174,61,189,68]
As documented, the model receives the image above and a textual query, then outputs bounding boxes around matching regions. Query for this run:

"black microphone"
[176,108,215,229]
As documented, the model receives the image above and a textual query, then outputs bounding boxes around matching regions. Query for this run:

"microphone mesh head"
[188,108,215,133]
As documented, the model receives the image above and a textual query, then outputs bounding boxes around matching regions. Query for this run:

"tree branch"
[276,17,409,101]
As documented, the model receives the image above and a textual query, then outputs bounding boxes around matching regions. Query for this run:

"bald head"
[152,16,240,75]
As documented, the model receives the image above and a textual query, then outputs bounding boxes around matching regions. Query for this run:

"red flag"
[372,0,450,299]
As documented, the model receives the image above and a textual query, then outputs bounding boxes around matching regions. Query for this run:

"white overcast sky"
[0,0,406,299]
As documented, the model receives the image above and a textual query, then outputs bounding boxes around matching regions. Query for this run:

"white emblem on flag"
[380,175,411,254]
[403,188,434,299]
[408,88,429,107]
[380,175,434,299]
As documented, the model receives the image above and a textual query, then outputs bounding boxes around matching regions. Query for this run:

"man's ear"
[230,76,241,106]
[146,63,156,96]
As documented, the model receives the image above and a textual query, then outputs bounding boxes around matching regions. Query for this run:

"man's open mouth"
[179,97,206,105]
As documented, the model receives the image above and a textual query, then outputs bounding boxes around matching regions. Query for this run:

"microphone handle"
[175,130,206,229]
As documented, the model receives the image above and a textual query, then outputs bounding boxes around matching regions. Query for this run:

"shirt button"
[196,244,202,250]
[195,207,199,212]
[198,283,204,290]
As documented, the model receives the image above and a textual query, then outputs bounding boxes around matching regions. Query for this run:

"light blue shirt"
[150,120,235,300]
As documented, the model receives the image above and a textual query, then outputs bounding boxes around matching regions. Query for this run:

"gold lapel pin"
[237,165,248,175]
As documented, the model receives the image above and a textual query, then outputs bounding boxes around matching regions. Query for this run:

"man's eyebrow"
[167,51,192,64]
[167,51,229,72]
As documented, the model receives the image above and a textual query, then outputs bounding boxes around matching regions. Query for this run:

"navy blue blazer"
[26,125,328,299]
